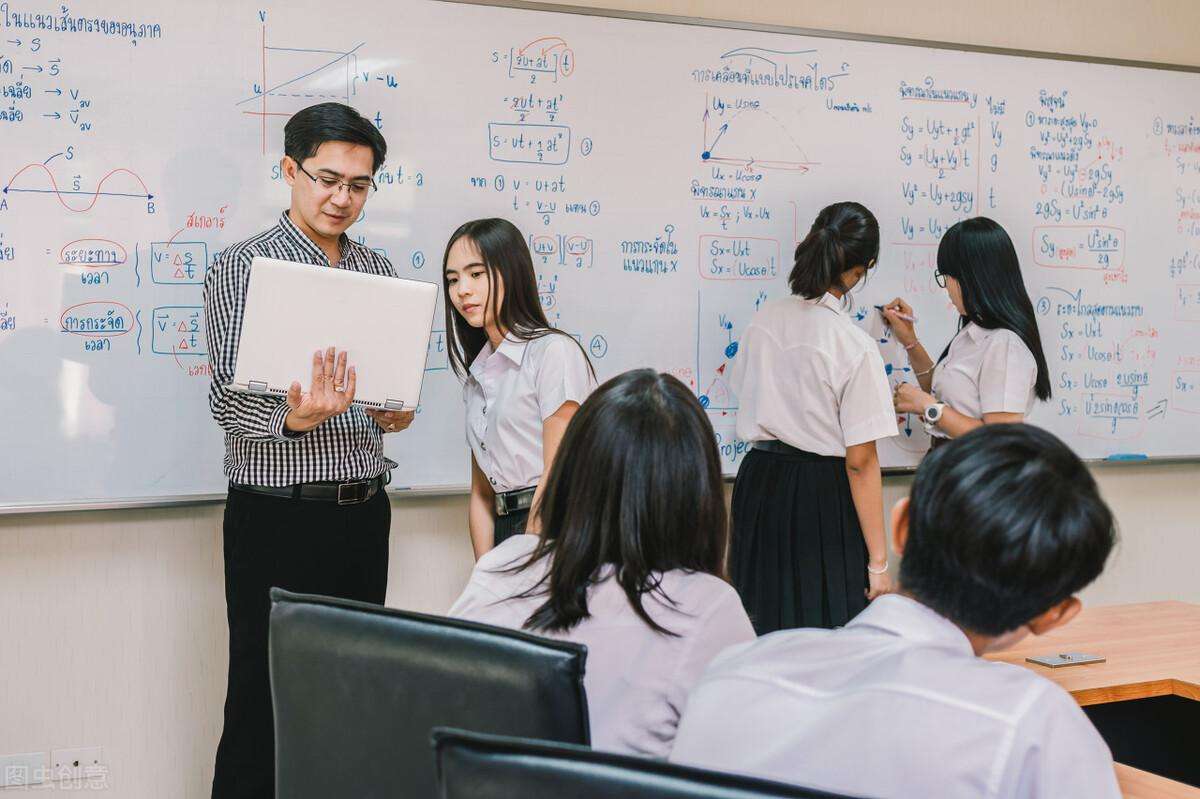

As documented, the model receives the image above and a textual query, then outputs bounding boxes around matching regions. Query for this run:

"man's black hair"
[284,102,387,173]
[900,424,1116,635]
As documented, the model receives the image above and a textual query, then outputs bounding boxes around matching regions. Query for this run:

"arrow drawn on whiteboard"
[3,163,153,212]
[1045,286,1083,302]
[1148,399,1168,419]
[707,123,729,153]
[719,46,816,69]
[519,36,567,57]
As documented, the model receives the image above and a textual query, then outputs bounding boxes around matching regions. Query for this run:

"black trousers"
[211,486,391,799]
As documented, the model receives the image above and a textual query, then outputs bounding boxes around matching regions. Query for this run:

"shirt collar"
[963,321,988,344]
[467,334,529,379]
[846,594,974,656]
[496,335,529,365]
[277,210,351,266]
[813,292,846,316]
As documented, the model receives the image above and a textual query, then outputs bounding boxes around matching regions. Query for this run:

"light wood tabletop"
[1116,764,1200,799]
[989,601,1200,798]
[988,601,1200,706]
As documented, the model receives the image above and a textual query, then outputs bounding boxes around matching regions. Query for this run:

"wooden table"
[989,601,1200,798]
[1116,764,1200,799]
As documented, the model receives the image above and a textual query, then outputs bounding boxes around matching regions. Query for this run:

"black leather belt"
[753,439,803,455]
[494,486,535,517]
[231,476,386,505]
[752,440,844,463]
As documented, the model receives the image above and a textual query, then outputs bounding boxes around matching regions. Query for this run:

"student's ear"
[281,156,296,187]
[890,497,911,557]
[1028,596,1082,637]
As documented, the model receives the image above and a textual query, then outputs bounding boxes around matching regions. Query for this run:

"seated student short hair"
[900,423,1116,635]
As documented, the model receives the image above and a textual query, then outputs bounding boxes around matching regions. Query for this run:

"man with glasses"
[202,102,413,799]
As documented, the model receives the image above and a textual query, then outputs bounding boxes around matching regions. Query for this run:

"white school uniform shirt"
[730,293,897,456]
[448,534,756,758]
[931,322,1038,438]
[464,332,595,493]
[670,594,1119,799]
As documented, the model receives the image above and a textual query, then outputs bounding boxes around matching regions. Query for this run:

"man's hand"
[284,347,357,433]
[366,409,415,434]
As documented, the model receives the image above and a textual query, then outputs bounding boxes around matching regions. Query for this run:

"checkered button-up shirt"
[202,211,398,486]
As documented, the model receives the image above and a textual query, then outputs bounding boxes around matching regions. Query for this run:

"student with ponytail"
[882,217,1051,444]
[729,201,898,634]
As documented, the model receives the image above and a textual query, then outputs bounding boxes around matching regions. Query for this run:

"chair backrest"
[269,588,589,799]
[432,728,867,799]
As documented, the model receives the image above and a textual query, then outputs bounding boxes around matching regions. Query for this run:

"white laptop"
[229,256,438,411]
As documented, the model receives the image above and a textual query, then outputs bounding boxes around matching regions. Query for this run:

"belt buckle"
[337,481,364,505]
[494,491,509,517]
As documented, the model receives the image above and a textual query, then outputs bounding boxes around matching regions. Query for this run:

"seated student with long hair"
[730,201,898,635]
[670,424,1119,799]
[448,369,756,758]
[442,218,596,558]
[883,217,1051,443]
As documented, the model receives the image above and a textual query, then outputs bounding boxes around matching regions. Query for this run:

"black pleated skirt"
[493,507,530,547]
[730,445,868,635]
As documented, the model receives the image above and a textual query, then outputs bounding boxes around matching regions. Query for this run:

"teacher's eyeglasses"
[295,162,376,198]
[934,269,947,288]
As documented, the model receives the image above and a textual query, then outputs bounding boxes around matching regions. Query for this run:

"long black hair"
[511,369,729,637]
[442,218,593,380]
[789,201,880,299]
[936,217,1052,401]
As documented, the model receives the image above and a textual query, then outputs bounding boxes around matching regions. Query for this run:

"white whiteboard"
[2,0,1199,510]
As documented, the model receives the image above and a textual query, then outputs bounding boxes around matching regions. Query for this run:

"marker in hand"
[876,304,917,323]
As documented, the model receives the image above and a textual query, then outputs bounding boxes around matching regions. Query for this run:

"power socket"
[51,746,104,782]
[0,751,48,787]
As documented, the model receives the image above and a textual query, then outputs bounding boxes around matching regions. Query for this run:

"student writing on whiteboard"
[450,370,754,757]
[442,218,596,558]
[882,217,1051,444]
[728,201,898,635]
[201,103,413,799]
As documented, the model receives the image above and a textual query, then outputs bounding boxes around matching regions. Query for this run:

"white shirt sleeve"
[535,334,595,421]
[839,349,900,448]
[665,587,757,738]
[978,331,1038,415]
[1005,684,1121,799]
[447,536,538,616]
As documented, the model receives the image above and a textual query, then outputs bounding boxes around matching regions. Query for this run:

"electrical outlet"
[0,751,48,787]
[51,746,103,782]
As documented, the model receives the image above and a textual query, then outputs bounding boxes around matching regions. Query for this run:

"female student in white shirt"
[449,369,756,758]
[729,201,898,635]
[442,218,595,558]
[883,217,1051,444]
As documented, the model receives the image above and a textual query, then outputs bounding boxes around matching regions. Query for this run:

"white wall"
[3,2,1200,797]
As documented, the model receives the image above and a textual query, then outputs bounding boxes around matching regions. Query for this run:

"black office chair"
[268,588,589,799]
[432,728,868,799]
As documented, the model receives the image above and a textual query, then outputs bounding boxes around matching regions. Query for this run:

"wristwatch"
[922,401,946,433]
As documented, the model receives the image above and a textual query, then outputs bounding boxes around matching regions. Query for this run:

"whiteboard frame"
[4,455,1200,515]
[5,1,1198,515]
[443,0,1200,74]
